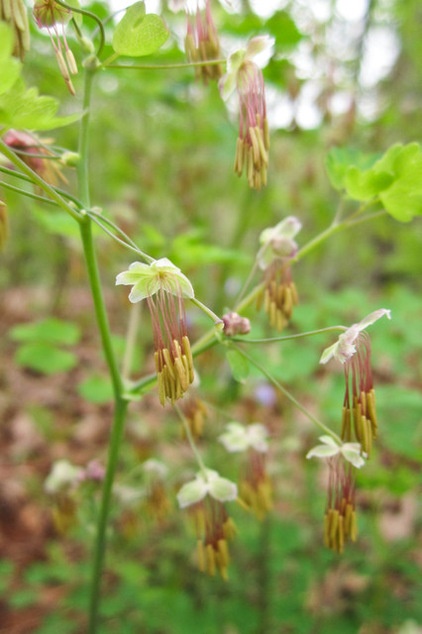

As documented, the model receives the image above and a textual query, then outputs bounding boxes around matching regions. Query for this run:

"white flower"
[44,460,84,494]
[218,422,269,453]
[306,435,366,468]
[320,309,391,365]
[219,35,275,101]
[257,216,302,270]
[142,459,168,479]
[116,257,194,303]
[176,468,238,508]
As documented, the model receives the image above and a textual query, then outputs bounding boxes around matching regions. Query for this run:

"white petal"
[318,435,339,447]
[219,422,250,452]
[341,443,366,468]
[208,476,238,502]
[247,423,269,453]
[355,308,391,332]
[319,341,339,364]
[306,445,340,459]
[176,479,208,508]
[245,35,275,62]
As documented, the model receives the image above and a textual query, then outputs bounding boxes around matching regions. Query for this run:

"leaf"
[378,143,422,221]
[78,374,113,404]
[325,147,382,192]
[15,343,78,374]
[326,143,422,221]
[266,11,303,50]
[0,24,21,95]
[112,4,169,57]
[226,349,249,383]
[0,81,80,131]
[10,318,80,346]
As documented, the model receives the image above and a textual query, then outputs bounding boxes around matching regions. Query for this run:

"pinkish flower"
[324,457,358,553]
[320,309,391,455]
[184,0,222,83]
[220,36,274,189]
[33,0,78,95]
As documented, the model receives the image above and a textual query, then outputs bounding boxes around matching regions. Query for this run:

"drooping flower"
[220,36,274,189]
[219,422,272,519]
[306,435,366,469]
[256,216,301,331]
[177,469,237,579]
[0,0,30,59]
[3,129,67,185]
[44,460,83,534]
[320,309,391,455]
[323,456,358,553]
[33,0,78,95]
[184,0,222,83]
[116,258,195,406]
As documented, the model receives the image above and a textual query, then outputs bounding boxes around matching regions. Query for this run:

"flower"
[218,422,269,453]
[219,422,272,519]
[3,129,67,185]
[177,469,237,579]
[116,258,195,406]
[320,309,391,456]
[220,36,274,190]
[181,397,208,439]
[255,217,301,331]
[320,309,391,365]
[306,435,366,469]
[222,311,251,336]
[33,0,78,95]
[44,459,83,494]
[324,457,358,553]
[257,216,302,270]
[184,0,222,83]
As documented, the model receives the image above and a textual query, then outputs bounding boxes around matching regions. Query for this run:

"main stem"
[76,66,128,633]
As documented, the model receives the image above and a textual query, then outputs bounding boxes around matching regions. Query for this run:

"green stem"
[104,59,225,71]
[88,397,129,633]
[0,139,81,221]
[75,65,128,634]
[232,344,342,443]
[175,404,208,479]
[230,326,346,345]
[0,180,58,205]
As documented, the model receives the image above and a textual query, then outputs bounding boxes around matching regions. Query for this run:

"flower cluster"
[256,216,301,331]
[184,0,222,83]
[33,0,78,95]
[324,457,358,553]
[220,36,273,189]
[116,258,195,406]
[177,469,237,579]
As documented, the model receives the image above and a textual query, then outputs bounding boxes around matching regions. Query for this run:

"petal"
[128,279,160,302]
[306,444,340,459]
[208,476,238,502]
[319,341,339,364]
[219,422,250,452]
[355,308,392,332]
[245,35,275,61]
[341,443,366,468]
[318,435,339,447]
[176,478,208,508]
[247,423,269,452]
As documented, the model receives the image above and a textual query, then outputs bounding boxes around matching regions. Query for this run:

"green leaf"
[378,143,422,221]
[15,343,78,374]
[33,207,83,239]
[10,318,80,345]
[0,81,80,131]
[112,4,169,57]
[325,147,382,191]
[0,24,21,95]
[326,143,422,221]
[78,374,114,404]
[226,349,249,383]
